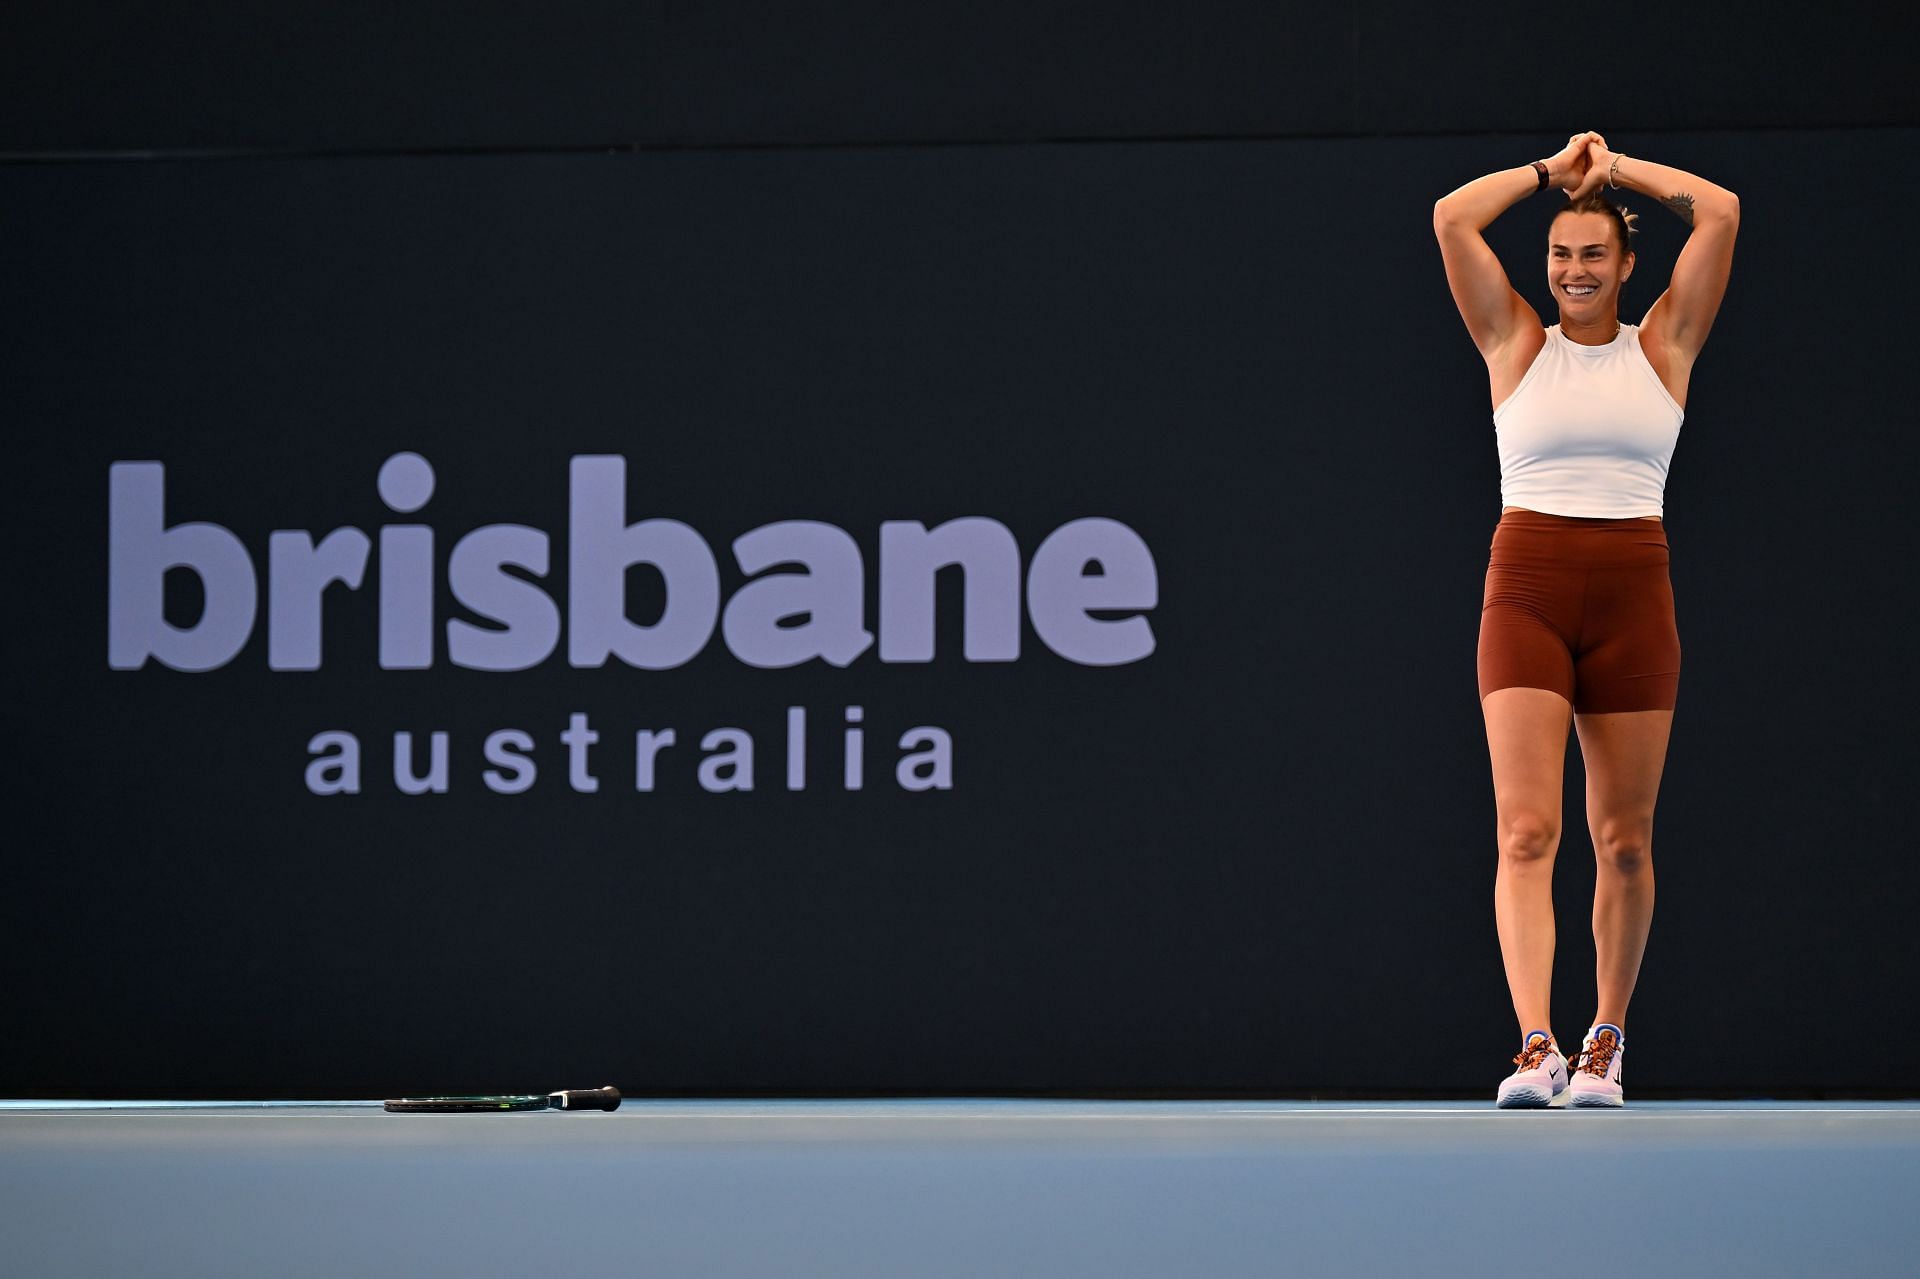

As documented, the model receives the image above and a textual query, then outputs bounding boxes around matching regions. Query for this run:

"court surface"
[5,1098,1916,1277]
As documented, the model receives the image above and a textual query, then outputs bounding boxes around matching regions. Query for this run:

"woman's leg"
[1483,686,1575,1037]
[1573,708,1674,1028]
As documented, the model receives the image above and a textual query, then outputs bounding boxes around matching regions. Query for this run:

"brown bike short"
[1477,509,1680,714]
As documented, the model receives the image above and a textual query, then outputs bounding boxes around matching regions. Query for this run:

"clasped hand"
[1549,131,1619,200]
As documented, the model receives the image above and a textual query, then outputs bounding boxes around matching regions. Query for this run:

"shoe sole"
[1495,1082,1564,1109]
[1566,1091,1624,1108]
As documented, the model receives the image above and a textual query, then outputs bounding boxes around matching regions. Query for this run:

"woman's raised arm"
[1434,133,1600,358]
[1572,146,1739,361]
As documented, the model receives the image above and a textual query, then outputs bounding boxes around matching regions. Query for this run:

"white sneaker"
[1567,1024,1626,1107]
[1495,1031,1568,1108]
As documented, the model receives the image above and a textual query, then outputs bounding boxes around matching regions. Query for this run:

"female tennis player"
[1433,132,1739,1106]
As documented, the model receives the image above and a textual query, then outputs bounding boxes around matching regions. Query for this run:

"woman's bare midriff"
[1502,505,1661,523]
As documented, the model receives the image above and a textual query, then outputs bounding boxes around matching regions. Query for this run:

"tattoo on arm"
[1661,192,1696,227]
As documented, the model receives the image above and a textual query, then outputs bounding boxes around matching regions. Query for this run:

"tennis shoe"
[1567,1024,1626,1107]
[1495,1031,1567,1109]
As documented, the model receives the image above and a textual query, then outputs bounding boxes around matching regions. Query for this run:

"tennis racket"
[383,1085,622,1113]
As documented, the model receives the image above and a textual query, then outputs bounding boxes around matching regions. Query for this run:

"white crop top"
[1493,323,1684,519]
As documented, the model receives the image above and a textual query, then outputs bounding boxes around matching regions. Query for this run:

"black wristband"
[1530,161,1550,192]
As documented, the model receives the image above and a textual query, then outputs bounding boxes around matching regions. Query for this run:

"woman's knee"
[1593,818,1653,874]
[1497,813,1560,864]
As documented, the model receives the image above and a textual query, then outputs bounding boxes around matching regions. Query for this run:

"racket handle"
[549,1085,622,1112]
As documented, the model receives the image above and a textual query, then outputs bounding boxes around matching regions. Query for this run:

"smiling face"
[1548,210,1634,325]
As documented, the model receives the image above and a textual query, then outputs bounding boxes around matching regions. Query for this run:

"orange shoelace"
[1577,1031,1620,1077]
[1511,1040,1557,1072]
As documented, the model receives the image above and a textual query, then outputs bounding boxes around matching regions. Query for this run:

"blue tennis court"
[5,1098,1915,1276]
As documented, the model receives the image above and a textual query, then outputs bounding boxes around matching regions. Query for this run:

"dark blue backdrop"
[3,5,1914,1097]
